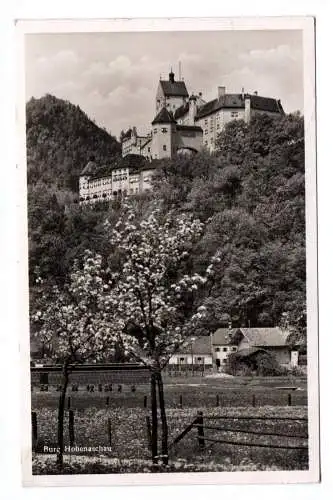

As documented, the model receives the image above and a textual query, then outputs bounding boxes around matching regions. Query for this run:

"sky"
[25,30,303,139]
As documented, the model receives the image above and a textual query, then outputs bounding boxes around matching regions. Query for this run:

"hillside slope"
[26,94,121,192]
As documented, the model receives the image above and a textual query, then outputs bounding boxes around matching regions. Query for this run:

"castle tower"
[155,69,189,113]
[151,107,177,159]
[188,93,197,126]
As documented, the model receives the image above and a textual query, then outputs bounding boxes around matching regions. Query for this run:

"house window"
[163,145,167,151]
[232,346,237,351]
[215,347,220,352]
[148,147,151,152]
[162,128,168,133]
[223,347,227,352]
[154,128,157,134]
[231,112,239,118]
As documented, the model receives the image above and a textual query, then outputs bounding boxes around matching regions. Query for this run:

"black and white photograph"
[16,17,318,486]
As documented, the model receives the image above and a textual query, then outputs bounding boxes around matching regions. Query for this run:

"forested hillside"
[26,94,121,191]
[27,101,306,339]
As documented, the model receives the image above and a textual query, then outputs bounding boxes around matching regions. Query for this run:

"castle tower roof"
[151,106,177,125]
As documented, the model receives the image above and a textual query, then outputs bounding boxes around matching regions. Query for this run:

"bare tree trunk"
[56,360,69,468]
[150,372,158,465]
[156,371,168,465]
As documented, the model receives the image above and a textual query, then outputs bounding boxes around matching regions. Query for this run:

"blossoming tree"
[101,205,218,465]
[32,252,116,467]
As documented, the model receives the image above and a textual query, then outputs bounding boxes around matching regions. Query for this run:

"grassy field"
[32,374,308,410]
[31,375,308,474]
[32,406,308,474]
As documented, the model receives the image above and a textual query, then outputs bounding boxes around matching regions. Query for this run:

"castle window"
[153,128,157,134]
[148,147,151,152]
[163,145,167,151]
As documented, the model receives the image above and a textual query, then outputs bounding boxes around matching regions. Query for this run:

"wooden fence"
[169,412,308,452]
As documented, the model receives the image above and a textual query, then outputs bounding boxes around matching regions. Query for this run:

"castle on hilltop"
[79,69,284,205]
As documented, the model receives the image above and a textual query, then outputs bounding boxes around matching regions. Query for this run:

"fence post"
[145,415,152,451]
[197,411,205,449]
[252,394,256,407]
[31,411,37,451]
[106,396,110,407]
[67,396,71,409]
[107,418,112,447]
[179,394,183,408]
[288,393,292,406]
[216,394,220,407]
[69,410,75,447]
[143,395,147,408]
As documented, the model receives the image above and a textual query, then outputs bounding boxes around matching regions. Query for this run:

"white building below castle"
[79,69,284,205]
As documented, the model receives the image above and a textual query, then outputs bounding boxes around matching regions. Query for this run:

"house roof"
[80,160,97,176]
[194,93,284,120]
[235,347,267,358]
[212,328,236,345]
[152,107,177,125]
[177,336,211,355]
[174,101,189,120]
[239,327,290,347]
[159,79,189,98]
[122,128,132,140]
[176,124,203,133]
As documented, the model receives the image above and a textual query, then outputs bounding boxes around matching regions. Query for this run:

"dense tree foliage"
[28,103,306,347]
[26,95,121,191]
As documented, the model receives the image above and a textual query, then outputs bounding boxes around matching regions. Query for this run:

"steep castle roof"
[159,79,189,98]
[174,101,189,120]
[195,93,284,120]
[151,107,177,125]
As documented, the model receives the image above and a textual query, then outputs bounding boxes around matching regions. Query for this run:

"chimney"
[254,90,258,96]
[218,86,226,98]
[241,87,245,99]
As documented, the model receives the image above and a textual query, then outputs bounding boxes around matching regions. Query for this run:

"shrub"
[255,352,284,376]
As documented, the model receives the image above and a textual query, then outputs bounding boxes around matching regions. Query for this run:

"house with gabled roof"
[168,336,213,369]
[210,326,298,371]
